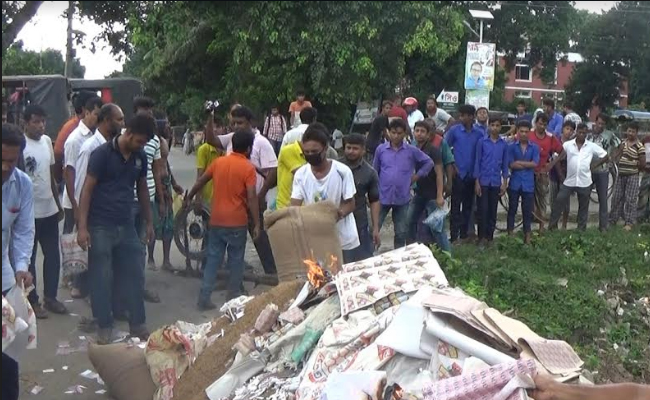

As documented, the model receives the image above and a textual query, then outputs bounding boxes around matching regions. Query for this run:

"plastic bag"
[60,230,88,277]
[423,201,449,233]
[3,283,37,360]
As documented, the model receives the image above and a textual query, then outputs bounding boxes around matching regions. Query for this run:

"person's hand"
[158,199,167,217]
[499,183,507,197]
[146,222,154,245]
[529,373,560,400]
[475,181,482,197]
[410,174,418,185]
[77,228,90,251]
[15,271,33,288]
[57,206,65,222]
[193,197,203,214]
[372,228,381,250]
[173,184,184,195]
[436,195,445,209]
[252,225,261,242]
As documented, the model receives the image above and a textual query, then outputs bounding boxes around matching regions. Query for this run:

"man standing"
[77,114,156,344]
[291,128,359,253]
[563,103,582,127]
[445,105,484,243]
[507,121,540,244]
[185,130,260,308]
[514,100,532,124]
[263,106,287,155]
[388,94,408,121]
[587,113,620,231]
[54,91,94,184]
[403,97,424,131]
[549,123,609,231]
[366,101,392,160]
[528,113,563,232]
[339,133,381,263]
[425,96,455,135]
[474,118,509,246]
[374,118,433,249]
[62,95,103,234]
[289,90,313,128]
[209,106,277,274]
[474,107,490,137]
[406,121,448,251]
[197,115,226,206]
[282,107,317,147]
[543,99,564,138]
[22,105,65,318]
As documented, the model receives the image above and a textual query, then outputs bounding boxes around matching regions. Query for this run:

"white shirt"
[407,109,425,130]
[332,129,344,150]
[23,135,58,219]
[281,124,309,147]
[427,108,452,132]
[75,131,108,203]
[291,160,360,250]
[563,139,608,188]
[62,120,93,209]
[218,129,278,195]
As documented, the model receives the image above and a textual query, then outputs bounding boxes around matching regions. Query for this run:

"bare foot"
[161,261,175,272]
[147,259,159,271]
[623,224,633,232]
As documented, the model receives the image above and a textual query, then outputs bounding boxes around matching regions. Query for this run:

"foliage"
[1,40,85,78]
[1,1,43,54]
[432,228,650,382]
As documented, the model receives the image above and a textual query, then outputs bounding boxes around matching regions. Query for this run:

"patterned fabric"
[263,115,287,142]
[617,140,645,176]
[587,130,620,173]
[609,174,641,225]
[534,172,550,220]
[153,176,174,240]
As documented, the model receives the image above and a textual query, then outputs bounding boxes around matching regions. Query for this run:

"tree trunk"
[1,1,44,55]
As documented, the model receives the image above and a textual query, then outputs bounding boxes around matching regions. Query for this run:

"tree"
[2,1,43,54]
[2,40,85,77]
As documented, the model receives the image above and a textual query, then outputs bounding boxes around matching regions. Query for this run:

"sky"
[15,1,619,80]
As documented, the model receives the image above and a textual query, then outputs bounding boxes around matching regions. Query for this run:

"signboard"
[436,90,459,104]
[464,42,496,91]
[466,90,490,109]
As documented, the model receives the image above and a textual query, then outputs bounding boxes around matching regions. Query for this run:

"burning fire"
[304,255,339,289]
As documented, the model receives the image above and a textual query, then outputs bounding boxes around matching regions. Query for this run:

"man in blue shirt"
[2,123,35,400]
[77,114,156,344]
[543,99,564,138]
[445,104,484,242]
[465,62,487,89]
[507,120,540,244]
[474,119,509,246]
[474,107,489,137]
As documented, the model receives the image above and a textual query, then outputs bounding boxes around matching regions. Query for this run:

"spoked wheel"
[495,191,523,232]
[590,164,618,203]
[173,202,210,275]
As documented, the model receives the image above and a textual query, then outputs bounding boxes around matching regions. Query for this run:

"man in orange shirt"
[53,91,94,183]
[289,90,313,128]
[185,129,260,309]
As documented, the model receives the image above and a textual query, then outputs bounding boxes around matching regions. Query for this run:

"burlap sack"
[88,343,156,400]
[265,202,342,282]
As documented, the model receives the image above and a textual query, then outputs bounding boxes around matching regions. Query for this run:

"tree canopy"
[2,1,43,55]
[2,40,86,78]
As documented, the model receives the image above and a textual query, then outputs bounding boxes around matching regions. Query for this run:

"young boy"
[507,120,540,244]
[609,122,646,230]
[474,118,509,245]
[373,118,433,249]
[549,121,575,229]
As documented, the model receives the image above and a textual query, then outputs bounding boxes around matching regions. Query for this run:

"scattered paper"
[137,343,147,349]
[69,313,79,317]
[62,366,69,371]
[78,336,86,340]
[112,330,129,343]
[58,341,70,349]
[64,299,74,303]
[65,385,86,394]
[30,385,44,395]
[80,369,104,385]
[95,389,107,394]
[43,368,55,373]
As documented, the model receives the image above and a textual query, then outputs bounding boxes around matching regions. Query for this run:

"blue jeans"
[88,223,145,329]
[342,223,373,263]
[406,194,451,252]
[379,204,409,249]
[478,186,500,241]
[508,189,534,233]
[199,226,248,303]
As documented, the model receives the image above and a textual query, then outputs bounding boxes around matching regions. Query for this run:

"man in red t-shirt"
[387,94,408,121]
[527,113,563,232]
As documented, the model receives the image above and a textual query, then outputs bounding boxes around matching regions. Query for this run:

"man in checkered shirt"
[262,106,287,156]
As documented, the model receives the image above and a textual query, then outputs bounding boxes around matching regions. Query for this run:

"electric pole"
[64,1,74,78]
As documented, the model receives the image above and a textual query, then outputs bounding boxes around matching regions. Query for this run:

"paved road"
[17,146,606,398]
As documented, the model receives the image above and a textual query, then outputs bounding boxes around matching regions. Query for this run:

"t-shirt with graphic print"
[291,160,360,250]
[23,135,58,218]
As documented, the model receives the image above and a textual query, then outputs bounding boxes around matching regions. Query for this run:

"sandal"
[70,287,86,299]
[44,298,68,315]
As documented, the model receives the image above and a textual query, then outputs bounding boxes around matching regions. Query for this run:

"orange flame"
[304,259,327,289]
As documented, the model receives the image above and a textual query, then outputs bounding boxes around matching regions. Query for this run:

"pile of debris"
[91,244,590,400]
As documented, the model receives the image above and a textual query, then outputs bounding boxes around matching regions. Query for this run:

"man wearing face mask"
[290,126,359,254]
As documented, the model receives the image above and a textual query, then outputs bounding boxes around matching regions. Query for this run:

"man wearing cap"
[404,97,425,132]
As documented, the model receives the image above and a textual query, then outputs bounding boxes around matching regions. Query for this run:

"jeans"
[379,204,409,249]
[88,223,145,329]
[507,189,534,233]
[200,226,248,303]
[550,185,591,230]
[248,206,276,274]
[450,176,476,241]
[2,352,19,400]
[406,194,451,252]
[478,186,500,241]
[269,139,282,156]
[342,223,374,263]
[592,172,609,230]
[28,213,61,304]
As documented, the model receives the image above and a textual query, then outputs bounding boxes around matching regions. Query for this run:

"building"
[500,53,629,110]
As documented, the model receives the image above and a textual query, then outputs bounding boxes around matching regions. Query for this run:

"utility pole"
[64,1,74,78]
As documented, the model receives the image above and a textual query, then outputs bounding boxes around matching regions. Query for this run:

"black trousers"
[28,213,62,305]
[450,175,476,241]
[2,352,19,400]
[248,206,276,274]
[478,186,500,241]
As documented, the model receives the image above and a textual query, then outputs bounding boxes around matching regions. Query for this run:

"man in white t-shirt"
[426,96,455,134]
[62,96,103,234]
[290,126,359,251]
[281,106,318,147]
[403,97,425,132]
[210,105,278,274]
[22,105,65,318]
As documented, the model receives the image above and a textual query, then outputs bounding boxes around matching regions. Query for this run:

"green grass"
[431,225,650,383]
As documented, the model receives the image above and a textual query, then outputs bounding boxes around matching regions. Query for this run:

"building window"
[515,64,532,82]
[514,90,532,99]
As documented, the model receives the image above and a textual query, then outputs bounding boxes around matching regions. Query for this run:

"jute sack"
[88,343,156,400]
[265,201,342,282]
